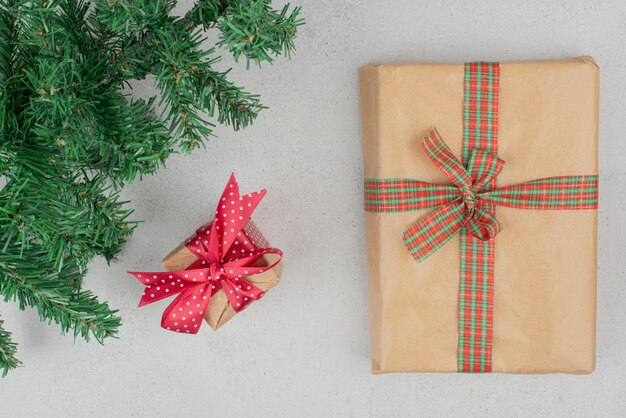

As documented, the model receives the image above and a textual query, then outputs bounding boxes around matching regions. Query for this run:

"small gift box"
[130,174,283,332]
[359,57,598,373]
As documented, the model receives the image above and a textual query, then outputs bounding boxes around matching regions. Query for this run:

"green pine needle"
[0,314,21,377]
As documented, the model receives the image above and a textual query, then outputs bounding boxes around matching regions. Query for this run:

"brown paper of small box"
[162,221,282,330]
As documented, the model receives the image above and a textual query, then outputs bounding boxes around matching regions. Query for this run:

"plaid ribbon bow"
[364,61,598,372]
[366,127,598,263]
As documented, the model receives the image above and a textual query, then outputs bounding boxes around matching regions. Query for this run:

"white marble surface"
[1,0,625,416]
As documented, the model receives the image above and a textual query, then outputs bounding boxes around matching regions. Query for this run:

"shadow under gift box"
[161,220,283,330]
[359,57,598,374]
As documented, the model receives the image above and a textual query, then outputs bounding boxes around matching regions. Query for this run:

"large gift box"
[359,57,598,373]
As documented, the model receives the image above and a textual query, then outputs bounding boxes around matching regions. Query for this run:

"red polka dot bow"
[129,174,283,334]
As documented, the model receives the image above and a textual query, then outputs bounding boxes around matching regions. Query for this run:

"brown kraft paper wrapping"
[359,57,598,374]
[162,221,282,330]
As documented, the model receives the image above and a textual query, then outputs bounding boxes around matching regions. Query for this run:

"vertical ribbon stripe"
[459,61,500,373]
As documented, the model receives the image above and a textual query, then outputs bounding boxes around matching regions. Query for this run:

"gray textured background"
[1,0,625,416]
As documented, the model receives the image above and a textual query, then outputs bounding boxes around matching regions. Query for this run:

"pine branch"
[0,245,121,344]
[154,33,263,149]
[201,67,263,129]
[152,27,217,149]
[221,0,303,66]
[0,314,21,377]
[184,0,227,29]
[185,0,303,67]
[1,162,136,268]
[97,0,301,150]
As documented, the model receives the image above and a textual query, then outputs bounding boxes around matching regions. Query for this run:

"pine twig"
[0,315,21,377]
[0,247,121,344]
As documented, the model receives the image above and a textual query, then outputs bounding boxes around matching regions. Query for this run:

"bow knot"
[418,127,505,245]
[397,128,506,262]
[208,262,226,282]
[460,187,477,210]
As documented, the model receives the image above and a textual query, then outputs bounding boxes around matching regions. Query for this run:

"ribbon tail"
[402,200,468,262]
[479,175,598,210]
[128,270,202,307]
[161,284,212,334]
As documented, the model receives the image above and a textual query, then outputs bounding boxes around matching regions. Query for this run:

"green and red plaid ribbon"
[364,62,598,373]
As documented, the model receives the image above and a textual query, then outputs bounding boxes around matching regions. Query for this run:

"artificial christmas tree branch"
[0,314,20,377]
[0,249,121,343]
[0,0,302,376]
[185,0,301,66]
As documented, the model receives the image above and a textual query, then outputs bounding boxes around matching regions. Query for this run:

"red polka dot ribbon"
[129,174,283,334]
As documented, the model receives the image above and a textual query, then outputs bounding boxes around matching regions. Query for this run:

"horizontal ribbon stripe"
[481,176,598,209]
[364,134,598,260]
[364,178,459,212]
